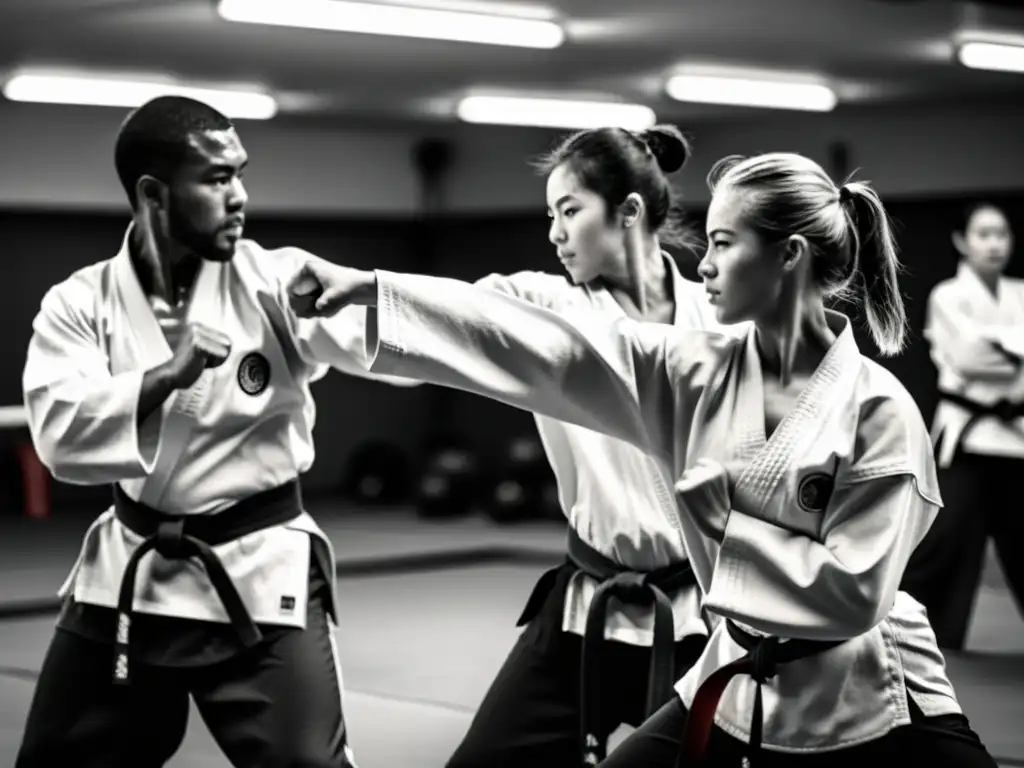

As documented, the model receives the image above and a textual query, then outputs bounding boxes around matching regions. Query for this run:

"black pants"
[446,567,707,768]
[599,695,997,767]
[14,570,353,768]
[901,451,1024,649]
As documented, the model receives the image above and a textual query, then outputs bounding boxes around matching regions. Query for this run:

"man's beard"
[167,199,236,262]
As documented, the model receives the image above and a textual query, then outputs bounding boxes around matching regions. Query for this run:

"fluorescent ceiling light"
[665,74,837,112]
[218,0,565,48]
[457,95,656,130]
[957,40,1024,74]
[3,72,278,119]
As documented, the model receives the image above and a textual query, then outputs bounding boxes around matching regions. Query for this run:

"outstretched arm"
[368,269,682,460]
[287,263,702,464]
[276,251,421,387]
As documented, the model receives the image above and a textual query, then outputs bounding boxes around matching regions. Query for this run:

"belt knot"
[154,519,188,558]
[749,636,779,683]
[608,571,650,603]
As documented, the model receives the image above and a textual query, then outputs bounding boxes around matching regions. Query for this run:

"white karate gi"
[362,271,961,752]
[927,262,1024,467]
[22,226,409,630]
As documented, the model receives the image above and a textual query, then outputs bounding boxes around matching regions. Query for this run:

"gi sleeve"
[22,284,160,484]
[989,326,1024,361]
[925,285,1021,379]
[704,475,932,640]
[366,269,685,463]
[473,270,568,309]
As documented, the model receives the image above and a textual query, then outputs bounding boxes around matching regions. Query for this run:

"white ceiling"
[3,0,1024,126]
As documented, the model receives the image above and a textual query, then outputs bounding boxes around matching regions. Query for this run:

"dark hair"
[708,153,907,356]
[954,201,1008,235]
[532,124,694,249]
[114,96,234,207]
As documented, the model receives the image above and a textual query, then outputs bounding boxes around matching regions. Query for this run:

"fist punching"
[286,260,377,318]
[169,322,232,389]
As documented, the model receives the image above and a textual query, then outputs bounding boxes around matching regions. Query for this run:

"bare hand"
[285,261,376,318]
[169,323,232,390]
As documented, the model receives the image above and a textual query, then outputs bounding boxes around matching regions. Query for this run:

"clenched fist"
[169,322,232,390]
[286,260,378,318]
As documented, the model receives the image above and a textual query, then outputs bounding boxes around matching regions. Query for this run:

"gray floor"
[1,505,1022,767]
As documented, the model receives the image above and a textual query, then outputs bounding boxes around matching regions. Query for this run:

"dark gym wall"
[4,192,1022,510]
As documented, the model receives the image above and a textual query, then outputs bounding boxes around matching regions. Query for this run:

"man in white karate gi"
[15,95,407,768]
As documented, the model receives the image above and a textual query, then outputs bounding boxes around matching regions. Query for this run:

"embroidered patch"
[797,473,834,514]
[237,352,271,396]
[280,596,296,613]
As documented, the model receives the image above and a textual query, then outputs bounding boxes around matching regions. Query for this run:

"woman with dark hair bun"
[439,123,743,767]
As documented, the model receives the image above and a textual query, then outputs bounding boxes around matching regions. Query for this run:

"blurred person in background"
[902,202,1024,650]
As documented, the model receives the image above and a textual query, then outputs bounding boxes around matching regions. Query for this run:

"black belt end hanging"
[112,610,132,686]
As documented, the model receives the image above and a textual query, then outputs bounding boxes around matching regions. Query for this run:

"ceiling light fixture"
[2,71,278,119]
[218,0,565,49]
[665,73,837,112]
[957,40,1024,74]
[456,95,656,129]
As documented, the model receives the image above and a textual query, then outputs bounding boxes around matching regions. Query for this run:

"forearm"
[704,477,923,640]
[927,301,1022,378]
[137,362,181,426]
[288,268,416,382]
[366,269,677,457]
[928,336,1019,381]
[349,270,379,306]
[990,328,1024,362]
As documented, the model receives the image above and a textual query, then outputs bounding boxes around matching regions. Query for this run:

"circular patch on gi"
[237,352,271,396]
[797,473,833,514]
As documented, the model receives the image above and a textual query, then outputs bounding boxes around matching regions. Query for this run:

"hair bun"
[640,124,690,174]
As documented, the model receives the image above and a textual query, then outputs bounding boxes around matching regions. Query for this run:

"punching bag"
[342,441,414,505]
[416,436,481,519]
[483,435,555,524]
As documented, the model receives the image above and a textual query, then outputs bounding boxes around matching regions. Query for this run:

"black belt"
[678,620,844,766]
[111,480,304,685]
[518,528,697,767]
[940,389,1024,448]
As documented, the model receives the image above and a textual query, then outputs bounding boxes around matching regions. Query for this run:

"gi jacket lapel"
[111,226,227,509]
[112,230,173,369]
[731,313,861,520]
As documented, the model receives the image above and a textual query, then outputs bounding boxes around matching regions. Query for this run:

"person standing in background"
[901,202,1024,650]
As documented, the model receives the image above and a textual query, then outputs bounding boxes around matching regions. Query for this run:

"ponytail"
[708,152,910,356]
[841,182,907,356]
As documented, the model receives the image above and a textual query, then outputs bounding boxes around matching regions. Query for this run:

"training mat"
[2,563,1023,767]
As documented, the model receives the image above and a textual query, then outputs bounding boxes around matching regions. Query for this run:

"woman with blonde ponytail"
[286,152,997,767]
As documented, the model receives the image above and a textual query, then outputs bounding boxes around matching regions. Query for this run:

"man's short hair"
[114,96,234,206]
